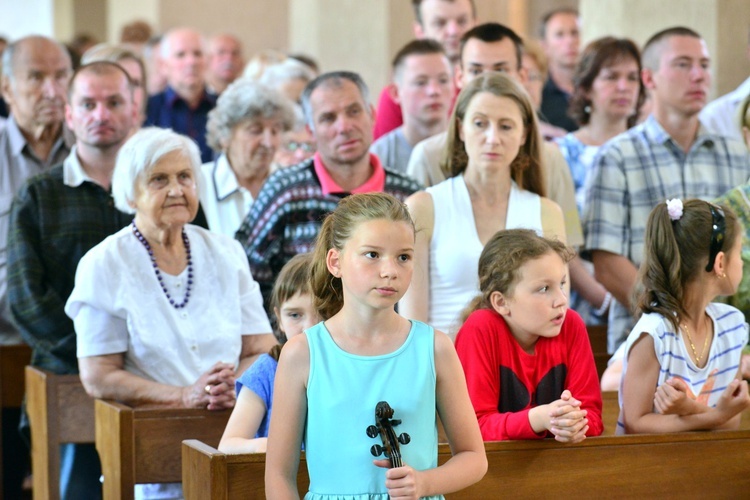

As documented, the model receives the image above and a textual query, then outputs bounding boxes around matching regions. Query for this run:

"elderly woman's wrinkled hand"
[183,361,237,410]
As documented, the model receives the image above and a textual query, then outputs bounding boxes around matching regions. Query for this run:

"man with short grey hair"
[236,71,422,306]
[1,36,73,347]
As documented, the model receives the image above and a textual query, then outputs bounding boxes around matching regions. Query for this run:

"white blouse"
[198,154,255,237]
[65,224,272,386]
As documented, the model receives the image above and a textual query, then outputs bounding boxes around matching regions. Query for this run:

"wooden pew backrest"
[184,429,750,499]
[96,399,231,500]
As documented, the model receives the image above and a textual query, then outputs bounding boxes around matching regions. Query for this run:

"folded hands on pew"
[184,361,236,411]
[654,377,750,426]
[529,390,589,444]
[79,354,238,410]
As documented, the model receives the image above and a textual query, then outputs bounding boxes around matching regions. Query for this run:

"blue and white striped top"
[617,303,748,433]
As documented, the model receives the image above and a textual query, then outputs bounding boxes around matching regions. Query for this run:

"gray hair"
[206,78,296,152]
[113,127,202,214]
[258,58,316,92]
[300,71,370,130]
[2,35,71,84]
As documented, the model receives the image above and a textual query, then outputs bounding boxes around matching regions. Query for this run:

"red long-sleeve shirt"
[454,308,603,441]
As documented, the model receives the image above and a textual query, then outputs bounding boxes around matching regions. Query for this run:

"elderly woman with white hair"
[202,78,295,236]
[258,57,316,103]
[65,127,275,498]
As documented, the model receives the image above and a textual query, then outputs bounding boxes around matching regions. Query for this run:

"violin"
[366,400,410,468]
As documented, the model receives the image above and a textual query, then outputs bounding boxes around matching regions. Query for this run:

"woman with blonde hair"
[400,72,566,335]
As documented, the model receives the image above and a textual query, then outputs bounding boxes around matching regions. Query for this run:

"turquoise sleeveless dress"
[303,320,443,500]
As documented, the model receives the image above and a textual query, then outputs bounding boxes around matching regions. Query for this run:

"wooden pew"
[0,344,31,498]
[95,399,231,500]
[183,429,750,499]
[586,324,609,378]
[25,365,95,500]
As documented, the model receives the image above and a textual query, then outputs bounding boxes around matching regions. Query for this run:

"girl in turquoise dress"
[265,193,487,499]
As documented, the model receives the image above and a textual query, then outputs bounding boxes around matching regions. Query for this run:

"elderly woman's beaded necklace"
[131,220,193,309]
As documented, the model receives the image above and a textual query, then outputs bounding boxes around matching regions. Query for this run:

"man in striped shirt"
[236,71,422,307]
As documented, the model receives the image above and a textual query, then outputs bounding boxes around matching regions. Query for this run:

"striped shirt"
[583,115,750,352]
[235,157,422,306]
[616,303,748,433]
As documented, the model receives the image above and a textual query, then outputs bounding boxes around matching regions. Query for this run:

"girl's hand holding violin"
[373,461,423,500]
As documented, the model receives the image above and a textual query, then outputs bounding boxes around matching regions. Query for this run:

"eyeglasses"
[706,204,726,272]
[284,141,316,153]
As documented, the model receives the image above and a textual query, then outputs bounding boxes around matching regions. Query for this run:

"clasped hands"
[182,361,237,410]
[530,389,589,443]
[654,377,750,420]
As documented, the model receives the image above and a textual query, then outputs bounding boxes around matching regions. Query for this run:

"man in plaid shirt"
[7,61,137,500]
[583,26,750,353]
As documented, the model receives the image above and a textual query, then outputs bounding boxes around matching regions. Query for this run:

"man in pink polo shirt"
[373,0,477,140]
[236,71,421,306]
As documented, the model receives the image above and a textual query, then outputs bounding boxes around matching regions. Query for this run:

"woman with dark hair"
[400,73,566,336]
[557,37,644,213]
[555,37,645,325]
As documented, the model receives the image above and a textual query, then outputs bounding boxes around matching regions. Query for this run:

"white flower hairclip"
[666,198,683,221]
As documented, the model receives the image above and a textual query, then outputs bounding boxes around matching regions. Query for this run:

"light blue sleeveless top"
[304,320,442,500]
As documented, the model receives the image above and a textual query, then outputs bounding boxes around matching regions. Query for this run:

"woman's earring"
[719,272,727,279]
[584,104,592,114]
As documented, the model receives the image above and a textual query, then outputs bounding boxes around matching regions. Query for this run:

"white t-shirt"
[66,224,271,386]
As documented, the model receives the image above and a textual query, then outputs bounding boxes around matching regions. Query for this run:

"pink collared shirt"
[313,152,386,196]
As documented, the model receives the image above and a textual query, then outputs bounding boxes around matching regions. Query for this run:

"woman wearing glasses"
[273,106,317,169]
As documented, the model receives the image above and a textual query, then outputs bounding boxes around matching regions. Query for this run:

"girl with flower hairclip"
[616,198,750,434]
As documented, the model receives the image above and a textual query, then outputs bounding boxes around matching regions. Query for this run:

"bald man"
[206,34,244,95]
[145,27,216,162]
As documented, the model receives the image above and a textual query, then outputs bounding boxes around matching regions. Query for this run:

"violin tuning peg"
[366,425,379,438]
[370,444,384,457]
[398,433,411,445]
[391,419,402,427]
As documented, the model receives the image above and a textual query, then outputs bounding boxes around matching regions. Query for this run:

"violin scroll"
[366,400,410,468]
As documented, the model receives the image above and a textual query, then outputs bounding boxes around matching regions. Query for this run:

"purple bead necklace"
[131,220,193,309]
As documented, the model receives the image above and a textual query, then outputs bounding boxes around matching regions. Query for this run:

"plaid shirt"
[236,158,422,307]
[583,115,750,352]
[7,152,131,374]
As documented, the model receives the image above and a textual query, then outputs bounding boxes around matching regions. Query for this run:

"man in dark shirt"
[539,8,581,132]
[144,27,216,162]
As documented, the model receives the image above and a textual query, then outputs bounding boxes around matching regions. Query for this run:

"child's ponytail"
[636,199,738,332]
[310,215,344,321]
